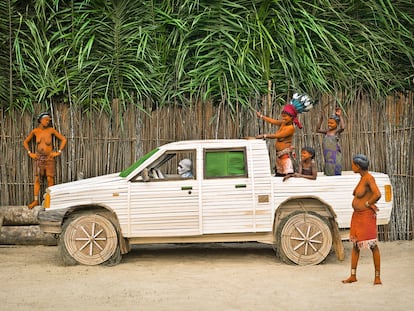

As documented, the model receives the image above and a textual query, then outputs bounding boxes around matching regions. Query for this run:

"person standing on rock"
[23,112,67,209]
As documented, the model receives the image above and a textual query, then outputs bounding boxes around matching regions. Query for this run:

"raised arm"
[256,111,283,126]
[335,107,345,135]
[316,110,327,134]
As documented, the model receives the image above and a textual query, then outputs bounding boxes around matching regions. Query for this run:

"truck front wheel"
[277,211,332,265]
[59,213,121,266]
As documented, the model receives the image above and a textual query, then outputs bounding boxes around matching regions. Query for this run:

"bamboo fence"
[1,92,412,240]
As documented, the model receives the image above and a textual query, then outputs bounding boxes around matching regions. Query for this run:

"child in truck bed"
[283,146,317,181]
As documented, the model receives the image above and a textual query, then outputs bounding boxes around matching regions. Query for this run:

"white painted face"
[178,159,192,175]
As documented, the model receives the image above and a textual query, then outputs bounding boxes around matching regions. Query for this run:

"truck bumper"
[38,208,68,234]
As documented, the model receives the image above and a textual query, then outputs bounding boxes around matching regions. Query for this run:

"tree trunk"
[0,205,42,225]
[0,225,57,246]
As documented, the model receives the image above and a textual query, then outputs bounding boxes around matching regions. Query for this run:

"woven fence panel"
[0,92,412,239]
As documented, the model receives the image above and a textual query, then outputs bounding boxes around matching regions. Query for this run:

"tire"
[59,213,121,266]
[276,211,332,265]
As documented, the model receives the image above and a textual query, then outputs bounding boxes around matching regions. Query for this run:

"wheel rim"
[280,213,332,265]
[64,214,118,265]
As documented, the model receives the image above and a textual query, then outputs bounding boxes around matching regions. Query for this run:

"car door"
[127,150,200,237]
[200,148,255,234]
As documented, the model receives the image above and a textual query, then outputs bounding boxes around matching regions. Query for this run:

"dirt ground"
[0,240,413,311]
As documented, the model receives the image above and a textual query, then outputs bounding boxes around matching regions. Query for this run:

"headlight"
[43,192,51,208]
[384,184,392,202]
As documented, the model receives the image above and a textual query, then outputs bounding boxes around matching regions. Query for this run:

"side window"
[143,150,196,181]
[204,149,247,178]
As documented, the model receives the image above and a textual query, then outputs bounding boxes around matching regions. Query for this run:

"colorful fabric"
[276,154,294,175]
[322,134,342,175]
[350,209,378,249]
[282,104,302,129]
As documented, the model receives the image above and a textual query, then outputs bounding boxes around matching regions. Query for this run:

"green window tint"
[205,150,246,178]
[119,148,159,177]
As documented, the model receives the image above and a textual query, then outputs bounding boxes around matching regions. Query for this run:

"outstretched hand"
[335,107,342,116]
[256,134,265,139]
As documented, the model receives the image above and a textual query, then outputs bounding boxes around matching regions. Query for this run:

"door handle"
[181,186,193,190]
[235,184,246,188]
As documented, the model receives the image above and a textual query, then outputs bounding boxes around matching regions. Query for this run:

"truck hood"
[46,173,127,209]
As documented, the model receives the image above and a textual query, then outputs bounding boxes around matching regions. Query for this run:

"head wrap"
[353,154,369,170]
[282,93,316,129]
[282,104,302,129]
[37,112,52,124]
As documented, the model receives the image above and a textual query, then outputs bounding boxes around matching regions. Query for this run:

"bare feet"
[28,200,39,209]
[342,275,357,283]
[374,272,382,285]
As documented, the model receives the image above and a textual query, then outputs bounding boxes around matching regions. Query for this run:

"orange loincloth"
[350,208,378,249]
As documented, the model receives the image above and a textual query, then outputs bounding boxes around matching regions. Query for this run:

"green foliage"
[0,0,20,109]
[0,0,413,112]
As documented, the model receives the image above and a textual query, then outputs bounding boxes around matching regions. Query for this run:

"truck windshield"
[119,148,159,177]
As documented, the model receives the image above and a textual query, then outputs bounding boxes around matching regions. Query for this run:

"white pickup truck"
[38,139,393,266]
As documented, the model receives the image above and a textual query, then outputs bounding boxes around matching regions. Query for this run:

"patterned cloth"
[322,134,342,175]
[34,154,55,177]
[275,149,295,175]
[350,209,378,249]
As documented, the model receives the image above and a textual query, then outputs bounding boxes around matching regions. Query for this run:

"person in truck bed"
[316,107,346,176]
[256,93,315,176]
[283,146,317,181]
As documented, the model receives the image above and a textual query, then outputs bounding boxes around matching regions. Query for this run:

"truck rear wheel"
[59,213,121,266]
[277,211,332,265]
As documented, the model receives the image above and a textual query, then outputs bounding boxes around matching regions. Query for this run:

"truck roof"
[158,138,265,150]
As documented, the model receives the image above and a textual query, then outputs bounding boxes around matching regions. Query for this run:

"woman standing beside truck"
[342,154,382,285]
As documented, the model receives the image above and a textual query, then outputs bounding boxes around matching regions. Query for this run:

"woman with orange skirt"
[342,154,382,285]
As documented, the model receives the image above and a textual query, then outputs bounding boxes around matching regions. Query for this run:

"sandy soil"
[0,241,413,311]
